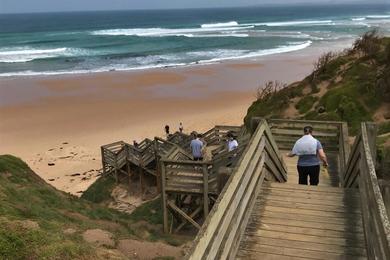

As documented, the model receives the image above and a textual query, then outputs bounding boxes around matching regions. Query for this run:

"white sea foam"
[366,15,390,19]
[0,47,68,63]
[91,25,254,37]
[192,41,312,63]
[0,47,88,63]
[251,20,334,27]
[352,17,366,21]
[201,21,239,28]
[0,41,312,77]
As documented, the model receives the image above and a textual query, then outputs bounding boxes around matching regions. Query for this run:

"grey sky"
[0,0,387,14]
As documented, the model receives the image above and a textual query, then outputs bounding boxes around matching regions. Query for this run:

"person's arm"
[318,149,328,167]
[286,152,296,157]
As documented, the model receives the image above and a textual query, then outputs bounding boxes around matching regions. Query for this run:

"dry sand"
[0,42,351,195]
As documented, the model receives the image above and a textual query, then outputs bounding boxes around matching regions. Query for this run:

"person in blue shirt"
[190,133,204,161]
[287,126,328,185]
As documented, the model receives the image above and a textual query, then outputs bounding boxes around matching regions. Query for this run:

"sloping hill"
[245,31,390,135]
[0,155,186,259]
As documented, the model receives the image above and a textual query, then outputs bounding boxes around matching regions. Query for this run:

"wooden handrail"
[185,119,287,259]
[343,122,390,259]
[253,117,350,179]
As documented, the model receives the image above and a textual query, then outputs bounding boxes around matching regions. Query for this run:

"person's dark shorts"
[297,165,320,185]
[194,157,203,161]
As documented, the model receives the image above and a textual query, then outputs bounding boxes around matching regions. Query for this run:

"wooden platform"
[236,185,365,259]
[236,153,366,260]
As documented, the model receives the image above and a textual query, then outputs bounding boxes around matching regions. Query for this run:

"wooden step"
[245,222,364,240]
[242,236,366,256]
[238,244,366,260]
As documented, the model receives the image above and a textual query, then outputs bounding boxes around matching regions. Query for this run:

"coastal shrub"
[295,96,318,114]
[378,121,390,135]
[353,29,381,59]
[245,81,291,126]
[130,197,163,225]
[376,67,390,102]
[255,81,286,101]
[245,36,389,135]
[0,154,187,258]
[81,175,116,203]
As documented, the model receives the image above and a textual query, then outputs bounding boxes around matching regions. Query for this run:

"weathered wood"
[342,122,390,260]
[203,164,209,218]
[186,119,287,260]
[161,162,169,233]
[167,200,201,230]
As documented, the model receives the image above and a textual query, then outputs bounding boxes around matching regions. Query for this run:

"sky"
[0,0,388,14]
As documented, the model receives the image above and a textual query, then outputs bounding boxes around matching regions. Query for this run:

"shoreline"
[0,40,354,195]
[0,39,353,82]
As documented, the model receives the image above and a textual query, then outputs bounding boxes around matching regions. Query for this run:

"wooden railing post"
[101,146,106,175]
[203,163,209,218]
[364,122,377,166]
[161,161,169,233]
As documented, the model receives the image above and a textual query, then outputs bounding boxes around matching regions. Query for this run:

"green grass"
[378,121,390,135]
[0,155,186,259]
[244,82,306,127]
[129,197,163,225]
[245,36,390,134]
[295,96,318,114]
[81,175,116,203]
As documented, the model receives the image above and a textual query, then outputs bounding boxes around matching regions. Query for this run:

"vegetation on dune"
[81,175,116,204]
[245,31,390,135]
[0,155,186,259]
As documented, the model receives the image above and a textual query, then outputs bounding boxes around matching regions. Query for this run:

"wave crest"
[201,21,239,28]
[0,47,69,63]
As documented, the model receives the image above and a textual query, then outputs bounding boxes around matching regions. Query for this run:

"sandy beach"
[0,42,352,195]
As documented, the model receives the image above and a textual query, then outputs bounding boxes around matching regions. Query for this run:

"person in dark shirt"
[164,125,170,137]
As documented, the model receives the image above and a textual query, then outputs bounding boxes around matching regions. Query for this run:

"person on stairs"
[227,132,239,152]
[287,126,328,185]
[190,133,204,161]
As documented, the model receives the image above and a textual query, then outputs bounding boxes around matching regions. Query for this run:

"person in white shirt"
[227,132,238,152]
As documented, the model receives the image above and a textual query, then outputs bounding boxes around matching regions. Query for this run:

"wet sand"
[0,42,352,195]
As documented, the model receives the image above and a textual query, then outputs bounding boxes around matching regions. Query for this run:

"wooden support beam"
[168,200,201,230]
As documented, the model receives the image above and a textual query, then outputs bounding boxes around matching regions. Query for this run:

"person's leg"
[309,165,320,185]
[297,166,308,185]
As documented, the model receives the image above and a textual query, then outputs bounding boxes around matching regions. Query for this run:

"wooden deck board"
[235,151,366,259]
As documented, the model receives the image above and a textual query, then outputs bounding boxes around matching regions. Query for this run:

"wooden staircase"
[236,153,366,259]
[185,120,390,260]
[236,185,365,259]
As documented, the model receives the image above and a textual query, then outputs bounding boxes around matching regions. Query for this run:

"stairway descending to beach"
[236,154,366,260]
[185,119,390,260]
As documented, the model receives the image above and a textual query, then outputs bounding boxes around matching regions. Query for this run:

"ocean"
[0,4,389,77]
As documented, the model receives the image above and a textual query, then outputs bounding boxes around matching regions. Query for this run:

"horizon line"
[1,2,388,15]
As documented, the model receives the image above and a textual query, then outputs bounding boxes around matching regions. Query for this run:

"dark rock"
[384,111,390,120]
[317,106,326,114]
[48,179,55,181]
[48,163,55,166]
[70,173,80,177]
[62,142,69,145]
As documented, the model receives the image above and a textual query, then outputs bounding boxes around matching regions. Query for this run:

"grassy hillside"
[245,32,390,135]
[0,155,185,259]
